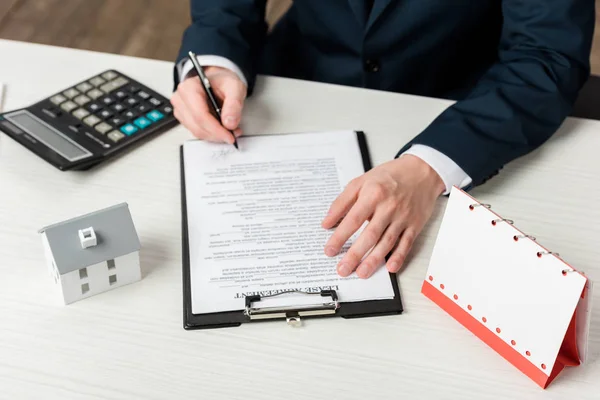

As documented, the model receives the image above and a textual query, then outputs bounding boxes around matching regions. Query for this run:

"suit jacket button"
[364,59,380,73]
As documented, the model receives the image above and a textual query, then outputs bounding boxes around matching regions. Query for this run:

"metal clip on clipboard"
[244,290,340,327]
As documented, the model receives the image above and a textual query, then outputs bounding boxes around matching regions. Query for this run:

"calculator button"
[42,108,60,118]
[146,110,164,122]
[63,88,80,99]
[50,94,67,105]
[135,104,150,114]
[120,123,139,136]
[98,109,114,119]
[123,110,139,120]
[127,85,140,94]
[101,71,118,80]
[76,82,94,92]
[101,80,123,93]
[83,115,102,127]
[87,89,104,99]
[112,77,129,88]
[115,90,128,100]
[87,102,103,112]
[101,96,116,106]
[111,103,126,113]
[100,82,116,93]
[110,117,126,127]
[89,76,106,87]
[74,94,91,106]
[137,90,151,100]
[107,130,126,142]
[72,108,91,120]
[68,124,82,133]
[148,98,162,107]
[95,122,113,134]
[125,97,139,107]
[60,101,78,112]
[133,117,152,129]
[161,105,173,115]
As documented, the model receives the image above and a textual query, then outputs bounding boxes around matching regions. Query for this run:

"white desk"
[1,39,599,400]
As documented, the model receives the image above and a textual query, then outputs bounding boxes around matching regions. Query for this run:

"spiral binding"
[537,251,559,257]
[469,203,491,210]
[514,234,536,241]
[491,218,514,226]
[469,202,572,276]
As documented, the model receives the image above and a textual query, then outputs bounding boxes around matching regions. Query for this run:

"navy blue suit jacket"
[176,0,594,188]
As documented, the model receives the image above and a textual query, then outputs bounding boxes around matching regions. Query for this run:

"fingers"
[171,77,239,143]
[172,82,215,141]
[354,223,403,278]
[336,206,396,277]
[176,79,236,143]
[171,91,204,134]
[321,179,360,230]
[324,194,372,260]
[386,229,417,273]
[219,80,246,130]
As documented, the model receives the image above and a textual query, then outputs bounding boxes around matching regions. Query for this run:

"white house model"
[38,203,141,305]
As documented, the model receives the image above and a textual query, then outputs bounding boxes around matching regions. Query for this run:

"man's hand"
[171,66,247,143]
[322,155,445,279]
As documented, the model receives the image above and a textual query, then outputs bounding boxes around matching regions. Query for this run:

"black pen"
[187,51,239,149]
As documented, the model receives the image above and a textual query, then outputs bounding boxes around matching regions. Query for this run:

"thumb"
[221,82,245,130]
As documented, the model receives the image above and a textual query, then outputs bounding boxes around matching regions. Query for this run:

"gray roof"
[39,203,140,274]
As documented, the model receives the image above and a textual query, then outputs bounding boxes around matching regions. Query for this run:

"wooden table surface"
[1,39,600,400]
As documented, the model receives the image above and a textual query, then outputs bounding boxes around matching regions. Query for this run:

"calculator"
[0,70,178,171]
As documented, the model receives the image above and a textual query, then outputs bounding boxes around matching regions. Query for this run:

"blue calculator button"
[133,117,152,129]
[120,123,139,136]
[146,110,164,122]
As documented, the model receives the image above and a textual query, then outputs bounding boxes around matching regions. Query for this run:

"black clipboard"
[180,131,403,330]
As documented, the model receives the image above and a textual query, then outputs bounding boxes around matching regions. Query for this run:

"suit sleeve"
[175,0,268,92]
[397,0,595,188]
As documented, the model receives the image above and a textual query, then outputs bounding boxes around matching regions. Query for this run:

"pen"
[187,51,239,150]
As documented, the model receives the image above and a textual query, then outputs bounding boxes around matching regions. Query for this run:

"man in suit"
[172,1,595,279]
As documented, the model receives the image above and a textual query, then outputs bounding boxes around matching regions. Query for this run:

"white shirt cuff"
[178,55,248,87]
[402,144,472,195]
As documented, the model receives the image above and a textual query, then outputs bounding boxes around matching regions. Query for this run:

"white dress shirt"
[178,56,473,194]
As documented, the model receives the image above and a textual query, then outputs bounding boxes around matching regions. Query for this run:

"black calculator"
[0,70,178,171]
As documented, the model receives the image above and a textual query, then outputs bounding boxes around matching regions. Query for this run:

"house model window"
[79,227,97,249]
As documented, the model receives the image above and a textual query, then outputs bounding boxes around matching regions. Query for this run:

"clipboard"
[180,131,403,329]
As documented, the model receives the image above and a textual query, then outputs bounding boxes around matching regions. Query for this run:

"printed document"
[183,131,395,314]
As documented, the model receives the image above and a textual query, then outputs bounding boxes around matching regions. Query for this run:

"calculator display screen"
[5,110,91,162]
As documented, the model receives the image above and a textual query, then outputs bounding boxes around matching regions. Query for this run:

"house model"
[39,203,141,305]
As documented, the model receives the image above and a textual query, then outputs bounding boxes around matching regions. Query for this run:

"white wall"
[112,251,142,284]
[41,233,64,303]
[60,251,141,305]
[41,233,57,279]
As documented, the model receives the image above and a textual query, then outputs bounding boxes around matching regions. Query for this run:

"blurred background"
[0,0,598,74]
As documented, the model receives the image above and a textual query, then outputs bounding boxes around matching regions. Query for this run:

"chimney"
[79,227,97,249]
